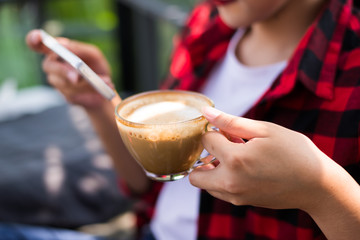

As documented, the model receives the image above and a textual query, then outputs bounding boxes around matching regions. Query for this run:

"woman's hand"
[190,107,339,210]
[26,29,113,108]
[190,107,360,239]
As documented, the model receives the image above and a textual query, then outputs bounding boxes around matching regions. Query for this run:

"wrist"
[304,160,353,211]
[84,99,115,120]
[302,159,360,239]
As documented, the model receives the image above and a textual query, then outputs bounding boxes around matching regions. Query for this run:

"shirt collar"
[270,0,353,100]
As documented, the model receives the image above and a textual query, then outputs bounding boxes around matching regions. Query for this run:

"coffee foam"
[116,91,212,142]
[126,101,202,124]
[117,119,205,142]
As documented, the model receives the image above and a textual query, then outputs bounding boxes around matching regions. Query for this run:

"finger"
[220,130,246,143]
[190,131,245,190]
[190,163,247,204]
[189,163,220,191]
[47,74,68,90]
[202,131,239,162]
[26,29,52,54]
[43,54,80,84]
[47,74,95,103]
[202,106,273,139]
[196,155,217,170]
[100,75,115,89]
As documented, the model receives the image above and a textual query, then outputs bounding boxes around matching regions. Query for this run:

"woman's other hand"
[26,29,113,108]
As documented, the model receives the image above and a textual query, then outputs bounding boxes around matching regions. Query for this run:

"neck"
[237,0,328,66]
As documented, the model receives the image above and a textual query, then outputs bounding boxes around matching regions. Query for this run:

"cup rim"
[115,90,214,128]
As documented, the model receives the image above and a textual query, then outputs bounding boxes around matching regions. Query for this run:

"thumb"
[202,106,270,140]
[26,29,51,54]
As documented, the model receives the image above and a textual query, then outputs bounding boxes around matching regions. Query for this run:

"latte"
[115,90,213,181]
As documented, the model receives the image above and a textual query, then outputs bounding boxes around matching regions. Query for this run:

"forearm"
[305,159,360,240]
[84,97,150,194]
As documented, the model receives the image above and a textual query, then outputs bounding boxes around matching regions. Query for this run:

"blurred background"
[0,0,198,92]
[0,0,198,239]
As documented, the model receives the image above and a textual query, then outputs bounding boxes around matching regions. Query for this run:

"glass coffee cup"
[115,90,214,181]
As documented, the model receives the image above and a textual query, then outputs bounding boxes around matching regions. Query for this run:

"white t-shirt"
[150,29,287,240]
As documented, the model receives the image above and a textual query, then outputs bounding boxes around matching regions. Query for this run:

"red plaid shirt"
[131,0,360,239]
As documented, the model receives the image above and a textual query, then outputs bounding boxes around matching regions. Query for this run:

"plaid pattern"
[131,0,360,239]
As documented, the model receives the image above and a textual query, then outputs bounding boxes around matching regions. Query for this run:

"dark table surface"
[0,102,131,228]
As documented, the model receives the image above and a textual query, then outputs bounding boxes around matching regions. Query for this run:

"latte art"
[127,101,202,124]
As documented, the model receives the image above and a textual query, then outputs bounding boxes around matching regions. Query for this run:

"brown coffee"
[115,90,213,181]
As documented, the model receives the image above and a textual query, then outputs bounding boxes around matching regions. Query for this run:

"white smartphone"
[40,30,116,100]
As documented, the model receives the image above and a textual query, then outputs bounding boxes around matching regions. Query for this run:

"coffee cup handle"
[190,122,217,170]
[205,122,218,132]
[192,155,216,170]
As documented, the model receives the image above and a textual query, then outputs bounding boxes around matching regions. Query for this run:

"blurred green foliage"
[0,0,197,91]
[43,0,121,89]
[0,4,41,89]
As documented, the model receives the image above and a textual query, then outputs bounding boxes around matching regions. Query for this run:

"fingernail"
[67,71,78,83]
[202,106,221,120]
